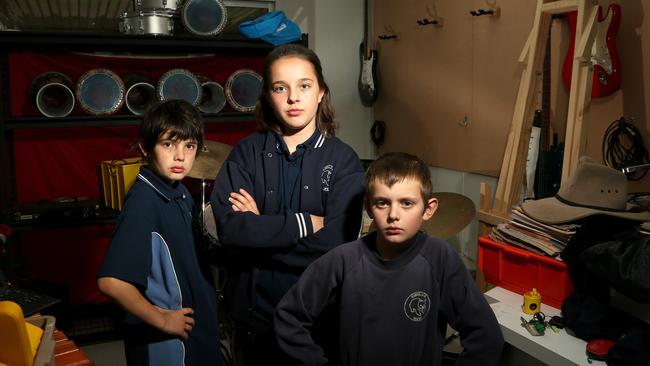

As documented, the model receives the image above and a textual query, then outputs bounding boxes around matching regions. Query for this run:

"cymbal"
[188,140,232,179]
[423,192,476,239]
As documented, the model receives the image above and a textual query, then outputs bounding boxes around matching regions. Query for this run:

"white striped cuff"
[295,212,308,238]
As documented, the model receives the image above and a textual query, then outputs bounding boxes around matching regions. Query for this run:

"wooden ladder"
[478,0,601,232]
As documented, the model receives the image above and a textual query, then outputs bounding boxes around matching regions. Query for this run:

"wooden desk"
[486,287,606,366]
[53,328,94,366]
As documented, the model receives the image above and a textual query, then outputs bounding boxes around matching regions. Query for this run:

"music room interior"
[1,0,649,365]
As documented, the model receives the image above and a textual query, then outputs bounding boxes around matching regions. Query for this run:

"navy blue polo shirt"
[275,129,320,213]
[98,166,222,366]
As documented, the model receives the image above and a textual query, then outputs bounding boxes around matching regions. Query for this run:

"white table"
[485,287,606,366]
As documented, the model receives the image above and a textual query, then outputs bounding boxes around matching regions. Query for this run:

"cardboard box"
[100,158,145,211]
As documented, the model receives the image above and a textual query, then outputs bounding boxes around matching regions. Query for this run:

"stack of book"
[490,206,580,258]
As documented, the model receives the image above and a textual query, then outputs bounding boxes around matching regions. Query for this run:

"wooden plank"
[561,1,596,181]
[495,2,551,218]
[494,0,547,215]
[575,6,599,61]
[541,0,578,14]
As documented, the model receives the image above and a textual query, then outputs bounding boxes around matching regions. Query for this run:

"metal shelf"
[3,112,255,129]
[0,30,294,53]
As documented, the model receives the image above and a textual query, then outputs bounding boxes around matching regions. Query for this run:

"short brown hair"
[139,99,204,162]
[255,43,336,136]
[366,152,433,201]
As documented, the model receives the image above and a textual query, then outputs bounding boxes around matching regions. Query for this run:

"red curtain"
[8,51,261,304]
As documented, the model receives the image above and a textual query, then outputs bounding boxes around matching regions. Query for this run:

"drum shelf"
[3,112,255,130]
[0,30,306,53]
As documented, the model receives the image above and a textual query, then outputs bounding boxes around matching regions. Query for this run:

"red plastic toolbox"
[478,235,573,309]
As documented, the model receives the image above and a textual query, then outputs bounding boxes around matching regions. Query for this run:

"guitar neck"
[540,24,552,152]
[364,0,372,58]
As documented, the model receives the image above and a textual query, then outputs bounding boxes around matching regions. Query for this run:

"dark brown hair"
[139,99,204,162]
[366,152,433,201]
[255,43,336,136]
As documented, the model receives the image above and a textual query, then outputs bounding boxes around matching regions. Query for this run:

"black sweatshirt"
[275,231,504,366]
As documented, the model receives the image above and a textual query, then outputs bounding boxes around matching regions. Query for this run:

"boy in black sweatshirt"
[274,152,504,366]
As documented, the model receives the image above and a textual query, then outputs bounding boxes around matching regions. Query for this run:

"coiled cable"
[602,117,649,181]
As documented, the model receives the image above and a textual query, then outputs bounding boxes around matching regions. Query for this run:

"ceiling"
[0,0,269,34]
[0,0,132,31]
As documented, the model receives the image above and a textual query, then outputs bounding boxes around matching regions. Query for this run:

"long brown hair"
[255,44,336,136]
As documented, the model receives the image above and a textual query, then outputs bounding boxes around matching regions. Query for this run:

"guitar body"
[562,4,621,98]
[359,42,378,106]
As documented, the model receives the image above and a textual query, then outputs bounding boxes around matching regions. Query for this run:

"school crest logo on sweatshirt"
[321,164,333,192]
[404,291,431,322]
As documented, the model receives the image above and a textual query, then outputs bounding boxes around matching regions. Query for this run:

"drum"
[225,69,262,113]
[198,77,226,114]
[135,0,183,11]
[76,69,125,115]
[29,72,75,118]
[157,69,202,106]
[119,9,178,36]
[123,74,157,116]
[181,0,227,37]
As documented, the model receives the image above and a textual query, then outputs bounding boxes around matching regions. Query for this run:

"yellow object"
[522,288,542,314]
[0,301,42,366]
[100,157,146,211]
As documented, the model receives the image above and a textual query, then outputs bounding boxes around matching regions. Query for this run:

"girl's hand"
[229,188,260,215]
[156,306,195,340]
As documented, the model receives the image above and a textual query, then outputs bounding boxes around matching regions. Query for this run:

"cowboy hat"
[521,156,650,224]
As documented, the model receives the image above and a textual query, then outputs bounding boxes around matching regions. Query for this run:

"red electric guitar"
[562,4,621,98]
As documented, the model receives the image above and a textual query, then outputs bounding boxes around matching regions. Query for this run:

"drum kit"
[119,0,228,37]
[29,67,260,117]
[188,140,233,243]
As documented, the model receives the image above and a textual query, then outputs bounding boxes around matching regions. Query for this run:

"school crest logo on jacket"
[404,291,431,322]
[321,164,333,192]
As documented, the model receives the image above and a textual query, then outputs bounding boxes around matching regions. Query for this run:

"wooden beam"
[541,0,578,14]
[494,3,551,218]
[561,0,595,181]
[575,6,599,61]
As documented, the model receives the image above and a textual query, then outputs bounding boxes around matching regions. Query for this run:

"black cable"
[602,117,649,181]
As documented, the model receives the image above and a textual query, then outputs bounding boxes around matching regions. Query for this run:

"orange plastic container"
[478,235,573,309]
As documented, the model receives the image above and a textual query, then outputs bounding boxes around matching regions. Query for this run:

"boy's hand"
[310,215,324,232]
[229,188,260,215]
[156,306,195,340]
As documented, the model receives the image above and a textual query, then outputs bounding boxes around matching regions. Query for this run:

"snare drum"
[181,0,227,37]
[157,69,202,106]
[119,9,178,36]
[29,72,75,118]
[135,0,182,11]
[76,69,125,115]
[225,69,262,113]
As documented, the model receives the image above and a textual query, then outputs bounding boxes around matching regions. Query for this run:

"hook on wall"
[470,7,500,17]
[416,18,443,27]
[378,34,398,40]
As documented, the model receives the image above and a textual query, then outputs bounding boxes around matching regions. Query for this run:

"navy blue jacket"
[210,130,365,326]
